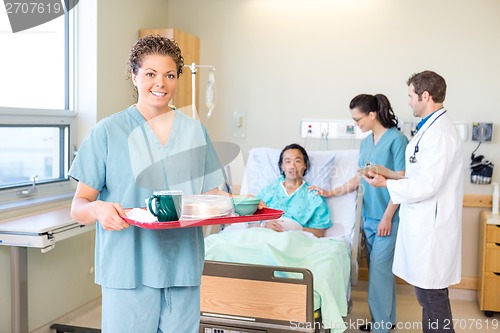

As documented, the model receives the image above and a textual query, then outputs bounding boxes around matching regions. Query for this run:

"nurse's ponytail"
[374,94,399,129]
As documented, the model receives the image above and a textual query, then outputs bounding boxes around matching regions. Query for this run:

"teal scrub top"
[69,106,225,289]
[358,127,408,222]
[258,178,332,229]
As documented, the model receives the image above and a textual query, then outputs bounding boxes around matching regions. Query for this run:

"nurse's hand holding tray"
[358,164,405,180]
[147,190,183,222]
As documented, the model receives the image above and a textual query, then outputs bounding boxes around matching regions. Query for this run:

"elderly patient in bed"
[205,144,350,330]
[251,143,332,238]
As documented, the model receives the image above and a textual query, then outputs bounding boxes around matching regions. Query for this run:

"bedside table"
[477,211,500,317]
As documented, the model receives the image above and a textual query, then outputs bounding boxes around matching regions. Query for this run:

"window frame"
[0,9,77,210]
[0,111,77,208]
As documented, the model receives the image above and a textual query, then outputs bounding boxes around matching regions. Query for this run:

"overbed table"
[0,206,95,333]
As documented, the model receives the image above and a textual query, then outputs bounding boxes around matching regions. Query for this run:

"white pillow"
[241,148,281,196]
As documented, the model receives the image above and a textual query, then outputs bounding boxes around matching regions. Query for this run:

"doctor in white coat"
[364,70,464,333]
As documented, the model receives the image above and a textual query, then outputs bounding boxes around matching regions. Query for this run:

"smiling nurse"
[68,35,230,333]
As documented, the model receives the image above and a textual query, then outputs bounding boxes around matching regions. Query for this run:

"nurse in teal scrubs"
[309,94,408,333]
[68,35,229,333]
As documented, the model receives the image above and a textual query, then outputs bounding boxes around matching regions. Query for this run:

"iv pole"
[184,62,215,119]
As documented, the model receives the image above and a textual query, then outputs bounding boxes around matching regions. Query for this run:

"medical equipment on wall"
[183,62,216,120]
[472,122,493,142]
[470,142,494,185]
[469,122,495,184]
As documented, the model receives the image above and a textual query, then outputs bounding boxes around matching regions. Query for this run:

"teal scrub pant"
[101,285,200,333]
[363,217,399,333]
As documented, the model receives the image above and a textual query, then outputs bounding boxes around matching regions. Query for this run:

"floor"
[344,281,499,333]
[36,281,498,333]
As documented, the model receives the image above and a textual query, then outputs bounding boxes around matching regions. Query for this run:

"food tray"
[122,208,284,230]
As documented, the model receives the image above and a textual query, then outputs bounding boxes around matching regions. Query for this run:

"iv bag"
[206,70,216,119]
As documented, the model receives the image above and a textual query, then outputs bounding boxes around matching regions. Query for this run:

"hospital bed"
[200,148,362,333]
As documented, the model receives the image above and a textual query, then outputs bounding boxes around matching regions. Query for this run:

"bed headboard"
[239,148,360,243]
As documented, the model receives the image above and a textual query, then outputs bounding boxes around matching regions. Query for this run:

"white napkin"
[126,208,158,223]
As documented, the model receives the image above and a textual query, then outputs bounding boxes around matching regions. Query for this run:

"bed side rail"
[350,189,363,287]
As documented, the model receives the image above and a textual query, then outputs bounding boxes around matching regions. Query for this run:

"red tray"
[122,208,284,230]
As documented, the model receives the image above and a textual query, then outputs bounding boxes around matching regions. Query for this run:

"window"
[0,8,72,109]
[0,125,71,188]
[0,7,76,206]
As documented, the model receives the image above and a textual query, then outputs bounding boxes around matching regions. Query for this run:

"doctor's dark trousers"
[415,287,455,333]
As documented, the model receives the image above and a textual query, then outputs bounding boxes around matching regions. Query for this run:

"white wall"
[167,0,500,194]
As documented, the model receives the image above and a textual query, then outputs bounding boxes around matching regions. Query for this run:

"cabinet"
[477,211,500,317]
[139,28,200,116]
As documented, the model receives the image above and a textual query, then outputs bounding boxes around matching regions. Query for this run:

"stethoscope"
[409,109,447,164]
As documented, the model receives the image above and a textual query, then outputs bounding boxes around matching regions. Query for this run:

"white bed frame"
[200,148,362,333]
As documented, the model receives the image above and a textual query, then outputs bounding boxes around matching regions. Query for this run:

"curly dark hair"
[127,34,184,78]
[278,143,310,177]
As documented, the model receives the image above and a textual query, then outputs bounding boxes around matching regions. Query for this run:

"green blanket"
[204,228,350,331]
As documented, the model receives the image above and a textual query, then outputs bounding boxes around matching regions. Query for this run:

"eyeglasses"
[352,114,368,123]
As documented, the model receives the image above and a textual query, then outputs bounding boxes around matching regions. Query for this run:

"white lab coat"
[387,109,464,289]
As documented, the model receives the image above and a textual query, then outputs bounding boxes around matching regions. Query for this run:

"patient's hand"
[263,219,284,232]
[263,218,303,232]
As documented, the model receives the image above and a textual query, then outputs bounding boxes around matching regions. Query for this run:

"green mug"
[147,190,183,222]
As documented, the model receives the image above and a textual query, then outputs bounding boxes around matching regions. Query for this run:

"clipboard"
[358,164,404,180]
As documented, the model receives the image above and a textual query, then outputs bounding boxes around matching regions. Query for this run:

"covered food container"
[181,195,234,219]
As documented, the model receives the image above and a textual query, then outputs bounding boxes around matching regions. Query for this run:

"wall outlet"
[300,119,370,139]
[232,112,246,138]
[300,120,322,138]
